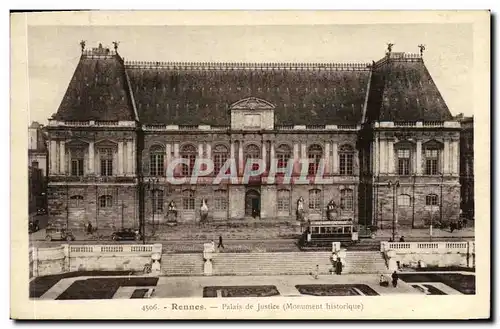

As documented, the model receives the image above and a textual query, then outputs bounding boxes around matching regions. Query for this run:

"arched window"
[308,189,321,211]
[277,189,290,212]
[339,145,354,175]
[276,144,291,169]
[69,195,84,208]
[182,189,195,210]
[340,188,354,210]
[398,194,411,207]
[214,189,228,210]
[213,145,229,175]
[245,144,261,171]
[180,144,197,176]
[150,145,165,176]
[426,194,439,206]
[99,195,113,208]
[70,148,85,176]
[308,144,323,175]
[152,189,164,212]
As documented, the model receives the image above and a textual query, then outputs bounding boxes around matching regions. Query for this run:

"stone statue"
[80,40,86,53]
[200,198,209,224]
[327,200,338,221]
[387,43,394,54]
[418,44,426,56]
[296,197,305,222]
[112,41,120,52]
[166,201,178,226]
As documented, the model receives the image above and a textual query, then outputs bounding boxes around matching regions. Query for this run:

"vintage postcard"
[11,10,490,320]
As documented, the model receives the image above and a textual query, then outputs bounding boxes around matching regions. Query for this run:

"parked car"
[111,228,141,241]
[45,226,75,242]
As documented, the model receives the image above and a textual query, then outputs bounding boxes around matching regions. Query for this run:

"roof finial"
[386,43,394,55]
[418,44,426,56]
[80,40,86,53]
[112,41,120,53]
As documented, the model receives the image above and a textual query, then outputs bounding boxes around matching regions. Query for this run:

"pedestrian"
[336,260,343,275]
[399,236,405,242]
[450,221,455,233]
[217,235,225,249]
[87,221,93,234]
[314,265,319,279]
[391,271,399,288]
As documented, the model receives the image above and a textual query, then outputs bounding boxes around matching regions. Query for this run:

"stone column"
[301,143,307,160]
[118,141,124,175]
[262,142,267,171]
[173,143,180,176]
[270,143,275,168]
[238,141,244,175]
[443,140,450,175]
[127,141,133,175]
[373,138,378,175]
[324,142,330,175]
[88,142,95,174]
[293,142,299,175]
[379,139,386,174]
[59,141,65,175]
[416,140,422,175]
[332,142,338,174]
[50,140,57,174]
[230,141,235,165]
[388,140,395,174]
[166,144,172,177]
[131,140,136,174]
[205,143,212,159]
[453,140,460,175]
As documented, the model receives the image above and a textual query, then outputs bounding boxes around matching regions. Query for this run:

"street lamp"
[387,180,400,241]
[146,178,159,235]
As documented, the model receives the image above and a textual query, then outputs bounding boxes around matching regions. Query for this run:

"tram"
[298,220,359,249]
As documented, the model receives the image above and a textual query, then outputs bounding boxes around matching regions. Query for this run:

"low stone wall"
[29,244,162,277]
[380,241,475,270]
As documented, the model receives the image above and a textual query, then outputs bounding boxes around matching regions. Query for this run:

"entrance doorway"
[245,189,260,218]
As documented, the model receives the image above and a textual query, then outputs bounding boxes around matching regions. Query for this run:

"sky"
[27,23,473,124]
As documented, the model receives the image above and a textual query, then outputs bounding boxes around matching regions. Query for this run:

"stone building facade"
[28,121,48,212]
[457,115,474,220]
[45,43,461,231]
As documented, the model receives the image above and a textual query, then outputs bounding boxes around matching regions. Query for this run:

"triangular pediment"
[230,97,275,110]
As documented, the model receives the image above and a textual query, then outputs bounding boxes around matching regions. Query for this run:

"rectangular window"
[339,153,354,175]
[277,190,290,212]
[214,191,228,210]
[71,159,84,176]
[150,154,164,176]
[182,191,195,210]
[153,190,164,212]
[100,148,113,176]
[99,195,113,208]
[213,153,228,175]
[182,155,196,176]
[425,195,438,206]
[425,149,439,175]
[341,189,353,210]
[309,190,321,210]
[277,153,290,169]
[397,149,410,175]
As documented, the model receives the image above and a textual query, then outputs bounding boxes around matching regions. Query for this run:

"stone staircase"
[211,252,333,276]
[344,251,389,274]
[160,251,388,276]
[161,253,204,276]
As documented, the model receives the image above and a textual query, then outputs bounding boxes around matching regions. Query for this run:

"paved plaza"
[32,271,474,300]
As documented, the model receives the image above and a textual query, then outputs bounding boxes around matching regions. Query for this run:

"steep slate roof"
[125,63,371,125]
[53,50,136,122]
[366,52,453,122]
